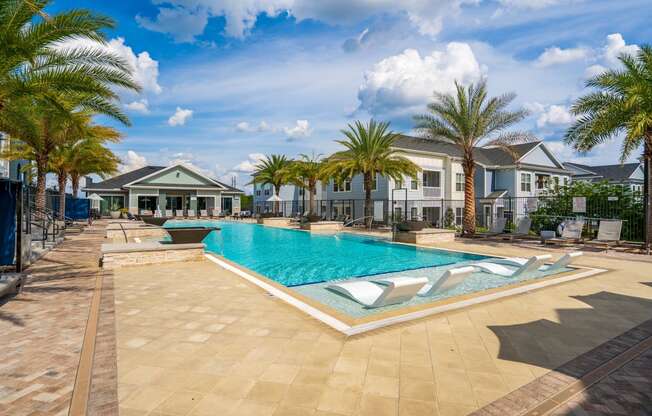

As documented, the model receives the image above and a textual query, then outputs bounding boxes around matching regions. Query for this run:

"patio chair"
[327,276,428,308]
[155,209,163,217]
[165,209,173,217]
[200,209,208,218]
[544,219,585,246]
[187,209,196,218]
[471,254,552,278]
[472,217,507,238]
[491,251,582,272]
[584,220,623,250]
[175,209,185,218]
[417,266,475,297]
[501,217,532,240]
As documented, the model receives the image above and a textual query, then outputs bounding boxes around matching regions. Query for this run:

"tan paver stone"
[358,394,398,416]
[437,401,477,416]
[399,379,435,402]
[246,381,290,404]
[152,390,204,415]
[233,400,277,416]
[317,387,361,415]
[327,371,365,390]
[398,398,438,416]
[212,376,256,399]
[188,394,240,416]
[363,375,399,398]
[367,359,400,378]
[260,364,301,384]
[282,384,324,409]
[119,365,166,385]
[120,386,174,412]
[293,367,332,386]
[274,405,316,416]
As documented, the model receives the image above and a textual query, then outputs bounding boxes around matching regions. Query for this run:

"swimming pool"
[165,220,487,286]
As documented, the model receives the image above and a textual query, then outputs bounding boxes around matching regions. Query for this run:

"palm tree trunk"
[57,171,66,220]
[364,172,373,228]
[35,159,47,216]
[274,186,280,215]
[462,156,476,236]
[644,136,652,254]
[308,182,316,215]
[71,174,79,198]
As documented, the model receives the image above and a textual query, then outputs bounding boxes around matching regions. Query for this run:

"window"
[410,176,418,190]
[553,176,560,189]
[100,195,125,216]
[394,178,403,189]
[255,190,261,196]
[137,196,158,213]
[333,180,351,192]
[455,173,464,192]
[563,177,569,186]
[455,207,463,226]
[394,207,403,221]
[520,173,532,192]
[345,206,351,216]
[423,170,441,188]
[410,207,418,220]
[299,188,304,196]
[535,174,550,190]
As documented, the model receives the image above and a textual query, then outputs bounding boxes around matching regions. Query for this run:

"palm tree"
[323,120,420,228]
[287,153,324,215]
[565,45,652,252]
[67,139,120,198]
[250,154,291,214]
[0,0,139,121]
[414,80,529,235]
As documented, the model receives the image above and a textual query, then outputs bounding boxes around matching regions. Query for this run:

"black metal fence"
[255,194,646,241]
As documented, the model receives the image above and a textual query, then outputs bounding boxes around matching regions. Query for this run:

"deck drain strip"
[522,332,652,416]
[68,270,104,416]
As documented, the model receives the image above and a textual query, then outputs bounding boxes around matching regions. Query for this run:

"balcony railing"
[423,187,441,198]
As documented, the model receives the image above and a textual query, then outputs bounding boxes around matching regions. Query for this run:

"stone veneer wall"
[101,243,205,269]
[394,229,456,245]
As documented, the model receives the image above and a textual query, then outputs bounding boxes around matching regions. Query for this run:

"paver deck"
[113,240,652,416]
[0,222,107,416]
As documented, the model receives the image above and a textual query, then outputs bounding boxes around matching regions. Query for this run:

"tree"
[565,45,652,253]
[67,139,120,198]
[0,1,138,121]
[0,0,140,213]
[287,153,324,215]
[323,120,420,228]
[250,154,291,214]
[414,80,529,235]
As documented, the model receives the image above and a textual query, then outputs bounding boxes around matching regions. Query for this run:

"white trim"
[204,252,605,336]
[123,163,228,189]
[123,185,225,191]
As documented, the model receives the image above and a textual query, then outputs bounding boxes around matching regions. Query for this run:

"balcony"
[423,187,441,198]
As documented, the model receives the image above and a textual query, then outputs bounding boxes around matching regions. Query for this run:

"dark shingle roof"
[565,162,641,182]
[85,166,165,190]
[392,135,543,167]
[85,165,244,193]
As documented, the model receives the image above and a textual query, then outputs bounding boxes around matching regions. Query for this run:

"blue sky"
[51,0,651,192]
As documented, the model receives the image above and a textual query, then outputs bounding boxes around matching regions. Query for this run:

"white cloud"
[602,33,639,67]
[125,99,150,114]
[139,0,475,40]
[534,46,589,67]
[233,153,265,173]
[357,43,484,117]
[54,37,162,98]
[168,107,193,126]
[235,120,275,133]
[527,103,576,128]
[584,64,607,78]
[119,150,148,173]
[284,120,312,140]
[497,0,561,9]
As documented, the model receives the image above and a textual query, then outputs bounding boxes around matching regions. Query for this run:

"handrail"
[344,215,374,227]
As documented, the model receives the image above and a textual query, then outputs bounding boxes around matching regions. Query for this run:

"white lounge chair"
[175,209,184,217]
[473,217,507,238]
[491,252,582,272]
[472,254,552,277]
[417,266,475,297]
[584,220,622,250]
[327,276,428,308]
[545,220,585,246]
[200,209,208,218]
[502,217,532,240]
[187,209,195,217]
[165,209,173,217]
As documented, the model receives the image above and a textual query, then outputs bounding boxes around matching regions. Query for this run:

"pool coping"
[204,252,607,336]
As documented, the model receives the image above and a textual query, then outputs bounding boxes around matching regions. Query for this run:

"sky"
[49,0,652,193]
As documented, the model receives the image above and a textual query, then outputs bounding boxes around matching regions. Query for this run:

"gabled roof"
[392,135,563,169]
[84,164,244,193]
[564,162,642,182]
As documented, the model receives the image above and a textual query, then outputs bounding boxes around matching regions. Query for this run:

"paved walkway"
[0,222,106,416]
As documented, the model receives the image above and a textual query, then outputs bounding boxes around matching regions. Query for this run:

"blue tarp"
[52,196,90,220]
[0,181,17,266]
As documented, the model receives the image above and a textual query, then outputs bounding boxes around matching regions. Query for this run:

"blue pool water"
[165,220,487,286]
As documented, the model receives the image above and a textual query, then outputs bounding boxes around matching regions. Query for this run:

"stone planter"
[110,211,120,219]
[301,221,343,232]
[394,228,456,245]
[261,217,291,228]
[396,221,429,232]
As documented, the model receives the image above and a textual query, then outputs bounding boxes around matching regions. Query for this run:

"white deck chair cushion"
[516,217,532,235]
[487,252,582,272]
[490,217,507,233]
[329,277,427,308]
[561,220,584,239]
[200,209,208,217]
[596,220,622,241]
[474,254,552,277]
[418,266,475,296]
[165,210,173,217]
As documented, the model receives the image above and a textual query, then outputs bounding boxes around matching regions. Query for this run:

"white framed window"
[264,189,270,196]
[363,175,377,191]
[394,178,403,189]
[255,190,261,196]
[535,174,549,190]
[455,207,463,226]
[411,207,418,219]
[333,180,351,192]
[410,176,418,190]
[423,170,441,188]
[455,173,464,192]
[520,173,532,192]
